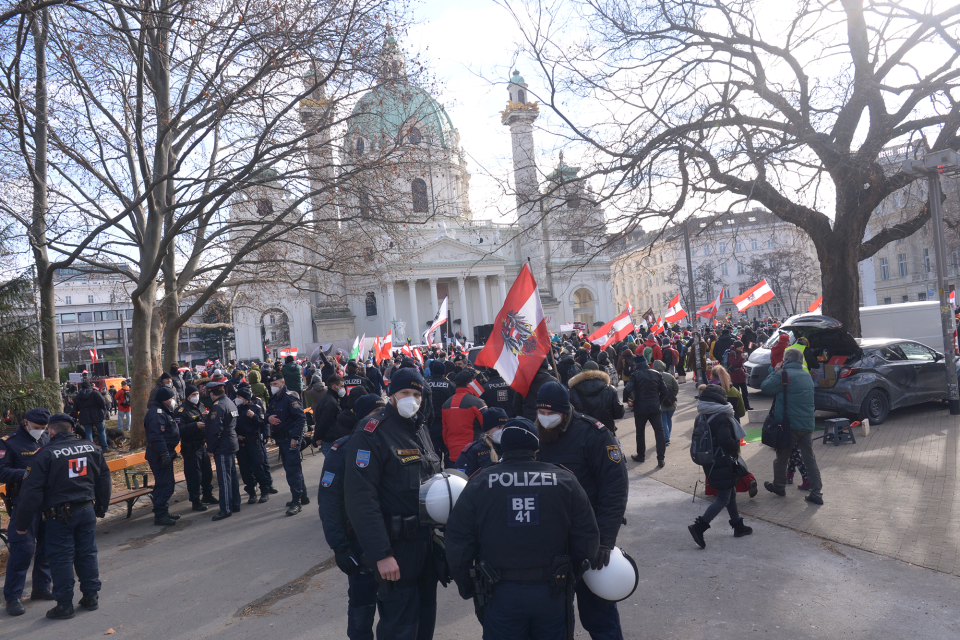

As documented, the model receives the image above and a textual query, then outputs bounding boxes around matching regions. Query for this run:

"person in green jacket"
[760,349,824,505]
[652,360,678,444]
[248,369,270,406]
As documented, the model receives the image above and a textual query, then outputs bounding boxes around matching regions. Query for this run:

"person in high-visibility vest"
[783,337,810,373]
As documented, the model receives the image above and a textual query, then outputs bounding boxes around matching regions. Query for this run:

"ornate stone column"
[406,278,420,344]
[498,274,507,308]
[428,278,439,319]
[477,275,490,325]
[386,280,397,331]
[457,276,469,337]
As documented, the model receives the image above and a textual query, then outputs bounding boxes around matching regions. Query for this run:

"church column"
[386,280,397,332]
[428,278,439,319]
[457,276,469,337]
[498,275,507,308]
[406,278,420,344]
[477,275,490,325]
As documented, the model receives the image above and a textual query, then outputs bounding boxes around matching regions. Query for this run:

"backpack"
[690,413,716,466]
[721,349,732,369]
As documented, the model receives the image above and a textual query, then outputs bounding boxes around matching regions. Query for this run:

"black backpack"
[690,413,716,466]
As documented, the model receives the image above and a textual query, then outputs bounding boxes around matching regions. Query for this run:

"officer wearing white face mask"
[535,381,629,640]
[266,372,308,516]
[175,384,218,512]
[344,367,443,640]
[455,407,508,477]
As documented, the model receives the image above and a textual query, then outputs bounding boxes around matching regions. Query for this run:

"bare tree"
[504,0,960,335]
[746,251,818,316]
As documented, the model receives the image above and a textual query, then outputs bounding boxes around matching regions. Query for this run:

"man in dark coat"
[73,382,109,450]
[568,362,625,432]
[623,356,668,466]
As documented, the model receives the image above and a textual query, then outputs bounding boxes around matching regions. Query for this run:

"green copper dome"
[347,81,457,150]
[509,69,526,85]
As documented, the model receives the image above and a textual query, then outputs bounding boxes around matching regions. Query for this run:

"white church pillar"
[387,280,397,330]
[457,276,469,337]
[477,275,489,325]
[428,278,439,319]
[498,275,507,308]
[406,278,420,345]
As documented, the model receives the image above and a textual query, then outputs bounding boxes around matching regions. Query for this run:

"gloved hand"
[170,451,180,461]
[591,546,612,570]
[334,543,360,576]
[160,452,172,468]
[95,506,107,518]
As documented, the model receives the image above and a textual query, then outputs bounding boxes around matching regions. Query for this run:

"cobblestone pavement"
[614,377,960,575]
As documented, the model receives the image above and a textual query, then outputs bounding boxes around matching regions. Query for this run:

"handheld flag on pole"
[423,296,449,345]
[467,378,484,397]
[697,287,723,319]
[808,296,823,313]
[625,299,635,315]
[373,335,382,364]
[586,310,635,346]
[349,336,360,360]
[379,331,393,362]
[663,294,687,323]
[732,279,775,313]
[476,264,551,396]
[89,348,98,364]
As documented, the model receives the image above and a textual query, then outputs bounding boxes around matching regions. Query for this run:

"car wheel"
[859,389,889,425]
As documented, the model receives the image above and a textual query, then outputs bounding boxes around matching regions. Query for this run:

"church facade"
[232,40,616,360]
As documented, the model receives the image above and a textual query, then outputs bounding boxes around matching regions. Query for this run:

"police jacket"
[205,396,240,455]
[454,436,499,477]
[341,373,378,408]
[343,405,442,563]
[623,358,668,415]
[175,401,206,448]
[366,365,386,393]
[568,370,625,432]
[480,374,516,417]
[442,388,487,461]
[317,434,353,550]
[328,409,359,442]
[74,387,107,425]
[445,452,600,598]
[0,426,50,502]
[14,432,111,530]
[236,399,266,443]
[513,368,559,421]
[426,375,455,426]
[537,412,628,549]
[267,387,306,441]
[144,401,180,456]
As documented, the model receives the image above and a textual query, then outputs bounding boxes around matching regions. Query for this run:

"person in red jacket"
[727,341,753,410]
[441,369,487,467]
[638,337,662,363]
[770,333,790,369]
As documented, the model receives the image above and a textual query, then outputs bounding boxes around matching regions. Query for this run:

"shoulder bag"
[761,370,792,450]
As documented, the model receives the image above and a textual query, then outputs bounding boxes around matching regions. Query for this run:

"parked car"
[744,314,960,424]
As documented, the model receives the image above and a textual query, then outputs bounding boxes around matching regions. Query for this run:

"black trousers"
[237,440,271,494]
[182,443,214,501]
[214,453,242,514]
[733,382,752,409]
[46,505,99,605]
[634,411,665,461]
[376,538,437,640]
[145,447,175,516]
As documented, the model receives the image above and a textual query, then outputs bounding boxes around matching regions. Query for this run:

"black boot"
[79,593,99,611]
[299,494,310,506]
[201,493,219,505]
[730,518,753,538]
[46,602,75,620]
[286,495,302,516]
[247,492,258,505]
[212,510,232,521]
[265,486,279,494]
[154,513,177,526]
[192,500,208,512]
[347,604,377,639]
[6,599,24,616]
[688,516,710,549]
[258,492,270,504]
[30,589,55,601]
[167,513,181,520]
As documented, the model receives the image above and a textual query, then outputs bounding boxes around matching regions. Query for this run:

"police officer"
[235,387,271,504]
[534,381,629,640]
[266,372,309,516]
[480,367,516,417]
[204,380,241,520]
[344,368,442,640]
[14,414,111,620]
[318,393,385,640]
[341,360,379,409]
[1,408,53,615]
[176,384,218,511]
[240,381,277,495]
[455,408,508,477]
[144,386,181,526]
[425,360,455,463]
[445,418,600,639]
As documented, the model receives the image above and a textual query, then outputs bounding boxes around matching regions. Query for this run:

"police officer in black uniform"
[480,368,516,417]
[425,360,455,462]
[266,372,309,516]
[534,381,629,640]
[1,408,53,615]
[344,368,442,640]
[341,360,379,410]
[318,393,385,640]
[144,387,181,526]
[235,387,271,504]
[14,414,111,620]
[454,408,508,477]
[176,384,218,511]
[446,417,599,639]
[204,380,241,520]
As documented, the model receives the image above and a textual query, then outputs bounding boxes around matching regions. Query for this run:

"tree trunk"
[128,288,157,449]
[818,234,863,337]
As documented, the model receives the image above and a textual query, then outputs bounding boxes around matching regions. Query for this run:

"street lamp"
[901,149,960,415]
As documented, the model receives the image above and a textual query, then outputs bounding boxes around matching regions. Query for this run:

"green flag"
[349,336,360,360]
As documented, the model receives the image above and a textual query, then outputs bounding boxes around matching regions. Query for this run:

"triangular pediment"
[395,236,509,269]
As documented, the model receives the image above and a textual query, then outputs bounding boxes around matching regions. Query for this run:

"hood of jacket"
[568,369,610,395]
[697,398,734,416]
[306,379,326,394]
[248,370,260,384]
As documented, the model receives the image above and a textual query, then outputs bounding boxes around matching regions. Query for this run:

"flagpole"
[683,219,705,383]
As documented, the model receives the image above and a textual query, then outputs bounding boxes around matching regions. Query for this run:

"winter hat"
[499,417,539,451]
[643,347,653,363]
[584,360,600,371]
[388,367,425,396]
[482,408,509,433]
[184,384,199,396]
[429,360,446,377]
[24,408,50,425]
[454,369,475,387]
[699,384,728,405]
[354,394,386,418]
[155,387,175,402]
[536,381,571,414]
[236,387,253,400]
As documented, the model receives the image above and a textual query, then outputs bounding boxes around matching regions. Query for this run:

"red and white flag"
[401,344,413,357]
[697,287,724,319]
[423,296,449,345]
[586,310,635,346]
[379,331,393,362]
[732,279,775,313]
[279,348,298,358]
[650,315,665,336]
[951,291,956,308]
[625,299,635,315]
[663,294,687,323]
[808,296,823,313]
[476,264,551,396]
[89,348,98,363]
[467,379,484,397]
[264,346,272,355]
[373,335,382,364]
[413,347,424,365]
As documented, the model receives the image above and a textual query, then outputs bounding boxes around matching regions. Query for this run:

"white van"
[859,301,950,351]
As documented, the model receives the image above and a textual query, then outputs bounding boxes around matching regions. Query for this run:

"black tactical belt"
[497,566,553,581]
[63,500,93,509]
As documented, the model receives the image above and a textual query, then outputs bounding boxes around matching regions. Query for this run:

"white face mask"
[189,395,200,405]
[395,396,421,418]
[236,397,245,405]
[28,428,46,440]
[167,399,178,410]
[271,385,282,395]
[337,387,346,398]
[538,413,563,429]
[490,429,503,444]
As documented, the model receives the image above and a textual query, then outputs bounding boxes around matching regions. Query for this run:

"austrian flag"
[586,310,634,346]
[733,279,775,312]
[663,295,686,322]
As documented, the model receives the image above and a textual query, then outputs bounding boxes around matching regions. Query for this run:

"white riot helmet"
[581,547,639,602]
[419,470,469,525]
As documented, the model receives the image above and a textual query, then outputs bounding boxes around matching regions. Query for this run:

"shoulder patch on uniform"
[157,408,163,413]
[1,435,9,440]
[291,401,301,410]
[330,442,340,451]
[606,444,622,463]
[321,471,335,487]
[363,418,379,433]
[356,449,370,468]
[594,421,606,430]
[0,449,5,458]
[286,390,299,398]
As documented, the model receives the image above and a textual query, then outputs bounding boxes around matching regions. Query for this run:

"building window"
[60,313,76,324]
[365,292,378,317]
[918,292,927,301]
[571,240,585,254]
[719,242,726,254]
[411,179,428,213]
[897,237,905,245]
[880,257,889,280]
[767,239,774,248]
[517,89,526,104]
[898,253,908,277]
[884,297,892,304]
[924,248,931,273]
[751,239,758,250]
[704,245,712,255]
[902,295,909,303]
[88,295,94,304]
[566,195,580,209]
[721,263,728,276]
[736,241,743,251]
[65,296,72,305]
[356,138,365,154]
[96,329,121,345]
[125,309,134,321]
[77,312,93,323]
[737,261,745,275]
[409,127,422,145]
